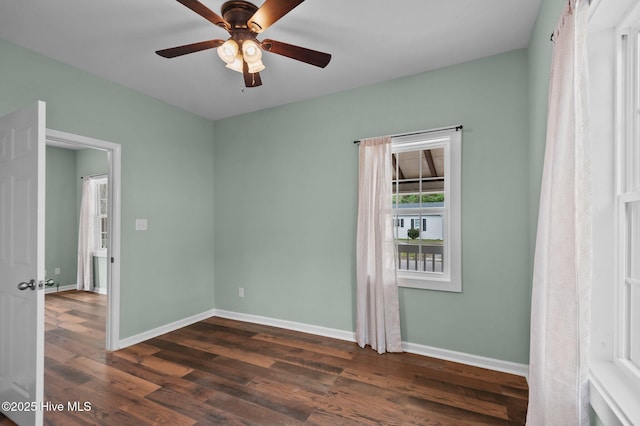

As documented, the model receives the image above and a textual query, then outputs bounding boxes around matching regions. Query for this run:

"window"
[391,128,461,291]
[616,17,640,386]
[95,178,108,250]
[588,3,640,423]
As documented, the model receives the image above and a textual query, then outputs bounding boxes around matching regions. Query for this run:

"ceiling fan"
[156,0,332,88]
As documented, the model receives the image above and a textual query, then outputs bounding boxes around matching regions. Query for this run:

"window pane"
[421,148,445,205]
[394,150,421,194]
[422,214,444,241]
[636,31,640,191]
[100,200,108,215]
[395,194,420,205]
[629,201,640,281]
[630,285,640,370]
[420,243,444,273]
[100,218,108,249]
[422,192,445,206]
[395,214,444,273]
[396,243,445,273]
[397,242,419,271]
[421,214,444,272]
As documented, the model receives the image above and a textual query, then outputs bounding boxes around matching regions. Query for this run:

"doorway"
[45,129,121,350]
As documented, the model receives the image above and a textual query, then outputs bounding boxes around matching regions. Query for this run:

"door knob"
[17,279,36,291]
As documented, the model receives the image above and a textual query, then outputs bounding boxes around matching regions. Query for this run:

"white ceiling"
[0,1,541,121]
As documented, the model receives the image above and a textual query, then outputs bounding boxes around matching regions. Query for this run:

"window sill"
[590,361,640,425]
[397,272,461,292]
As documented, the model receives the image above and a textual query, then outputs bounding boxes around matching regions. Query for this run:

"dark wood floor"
[1,291,528,425]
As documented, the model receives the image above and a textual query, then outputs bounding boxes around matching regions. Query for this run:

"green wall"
[1,38,216,339]
[214,49,531,363]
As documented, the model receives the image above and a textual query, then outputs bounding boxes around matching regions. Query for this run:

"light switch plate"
[135,218,148,231]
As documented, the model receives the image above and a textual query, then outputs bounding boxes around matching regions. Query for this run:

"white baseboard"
[402,341,529,379]
[45,284,76,294]
[45,284,108,295]
[213,309,529,378]
[213,309,357,342]
[118,309,217,349]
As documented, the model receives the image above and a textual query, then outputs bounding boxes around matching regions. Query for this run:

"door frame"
[46,129,121,350]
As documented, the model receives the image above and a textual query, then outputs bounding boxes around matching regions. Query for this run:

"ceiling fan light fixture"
[157,0,332,88]
[225,55,244,73]
[242,39,265,73]
[217,39,239,64]
[246,59,265,73]
[242,40,258,56]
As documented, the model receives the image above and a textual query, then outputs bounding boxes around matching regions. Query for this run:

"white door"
[0,102,46,426]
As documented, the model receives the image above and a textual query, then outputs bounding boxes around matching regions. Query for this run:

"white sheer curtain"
[527,0,591,424]
[356,136,403,354]
[77,177,96,291]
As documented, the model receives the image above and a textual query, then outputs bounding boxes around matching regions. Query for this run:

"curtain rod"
[353,125,463,144]
[81,173,107,180]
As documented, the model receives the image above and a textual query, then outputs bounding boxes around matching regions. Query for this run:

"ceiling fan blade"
[156,39,225,58]
[176,0,230,30]
[261,39,331,68]
[247,0,304,33]
[243,61,263,87]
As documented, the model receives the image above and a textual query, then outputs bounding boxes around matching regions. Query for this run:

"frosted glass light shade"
[217,40,239,64]
[242,40,265,73]
[225,55,243,73]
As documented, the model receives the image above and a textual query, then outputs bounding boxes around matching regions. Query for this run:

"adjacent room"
[1,0,638,424]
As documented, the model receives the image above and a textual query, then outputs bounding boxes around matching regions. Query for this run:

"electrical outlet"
[54,267,61,275]
[135,218,148,231]
[239,287,245,298]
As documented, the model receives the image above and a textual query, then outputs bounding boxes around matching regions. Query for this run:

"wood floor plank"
[144,387,240,425]
[93,351,219,402]
[263,361,338,394]
[76,379,197,425]
[311,380,414,425]
[341,366,509,420]
[45,310,87,325]
[402,394,512,426]
[32,291,531,425]
[205,391,308,426]
[112,350,194,377]
[179,338,276,368]
[252,333,356,360]
[72,355,161,396]
[45,331,103,359]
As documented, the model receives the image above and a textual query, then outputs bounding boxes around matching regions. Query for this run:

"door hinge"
[111,257,114,264]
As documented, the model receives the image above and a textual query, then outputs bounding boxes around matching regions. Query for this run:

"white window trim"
[392,128,462,292]
[614,12,640,387]
[94,176,108,256]
[589,1,640,424]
